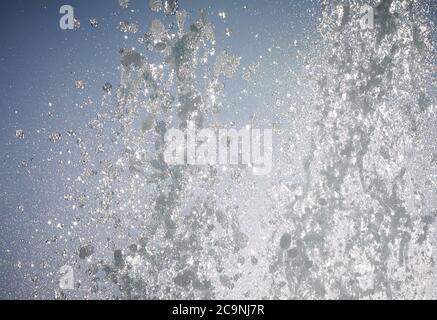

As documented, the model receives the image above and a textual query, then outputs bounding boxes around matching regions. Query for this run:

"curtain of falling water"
[267,0,436,299]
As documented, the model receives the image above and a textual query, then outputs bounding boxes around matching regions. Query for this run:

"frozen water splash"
[32,0,436,300]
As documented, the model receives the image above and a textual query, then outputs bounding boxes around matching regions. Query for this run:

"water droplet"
[49,132,62,142]
[102,82,113,94]
[218,11,227,20]
[149,0,162,12]
[119,0,130,9]
[118,21,138,34]
[15,130,24,139]
[89,18,98,28]
[280,233,292,249]
[74,19,81,29]
[142,115,155,132]
[75,80,85,90]
[163,0,178,16]
[79,245,94,259]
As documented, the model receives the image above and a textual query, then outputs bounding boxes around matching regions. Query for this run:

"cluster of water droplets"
[55,2,256,299]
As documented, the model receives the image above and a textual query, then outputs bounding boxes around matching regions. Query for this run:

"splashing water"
[267,0,437,299]
[18,0,436,300]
